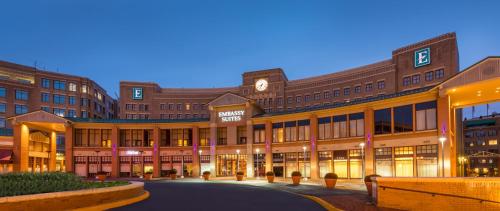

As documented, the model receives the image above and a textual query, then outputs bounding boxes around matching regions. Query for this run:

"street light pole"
[236,149,240,173]
[199,150,202,178]
[302,146,307,181]
[439,136,447,177]
[180,150,184,178]
[360,143,365,180]
[256,148,260,178]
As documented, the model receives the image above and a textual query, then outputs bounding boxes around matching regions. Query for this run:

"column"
[437,95,456,177]
[264,121,273,173]
[209,124,217,175]
[310,115,319,180]
[246,120,254,177]
[12,123,29,172]
[111,126,119,178]
[192,126,200,177]
[364,109,375,175]
[153,127,161,177]
[49,132,57,171]
[64,124,73,173]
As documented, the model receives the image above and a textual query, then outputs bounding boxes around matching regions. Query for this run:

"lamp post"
[359,143,365,180]
[302,146,307,181]
[180,150,185,178]
[236,149,240,173]
[439,136,447,177]
[256,148,260,178]
[199,150,202,178]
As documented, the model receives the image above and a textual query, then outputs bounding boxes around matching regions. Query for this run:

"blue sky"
[1,0,499,118]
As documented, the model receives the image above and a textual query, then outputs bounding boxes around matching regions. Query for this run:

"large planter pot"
[203,174,210,181]
[267,175,274,183]
[170,174,177,180]
[236,175,243,181]
[96,174,107,182]
[325,178,337,189]
[144,173,152,180]
[365,182,373,197]
[292,176,301,185]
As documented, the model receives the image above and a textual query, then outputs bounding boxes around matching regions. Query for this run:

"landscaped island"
[0,172,128,197]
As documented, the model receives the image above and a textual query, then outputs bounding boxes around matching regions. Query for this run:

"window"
[377,81,385,89]
[489,139,497,145]
[0,117,5,128]
[333,90,340,97]
[170,128,192,146]
[15,104,28,114]
[253,125,265,144]
[160,129,171,146]
[354,86,361,93]
[53,94,66,104]
[68,109,76,117]
[0,87,5,98]
[298,120,310,141]
[318,117,331,140]
[435,69,444,79]
[41,78,50,88]
[237,126,247,144]
[81,111,88,118]
[41,93,50,102]
[81,84,88,93]
[333,115,347,138]
[296,96,302,103]
[69,96,76,105]
[285,121,297,142]
[272,123,284,143]
[324,91,331,99]
[54,80,66,90]
[53,108,65,116]
[394,105,413,133]
[81,98,89,107]
[343,88,350,96]
[403,77,411,86]
[375,108,391,134]
[217,127,227,145]
[177,104,182,111]
[304,95,311,102]
[365,83,373,92]
[287,97,292,104]
[314,93,321,100]
[41,106,50,112]
[412,75,420,84]
[425,71,434,81]
[15,90,28,100]
[349,113,365,137]
[0,103,5,113]
[69,83,77,92]
[416,101,437,131]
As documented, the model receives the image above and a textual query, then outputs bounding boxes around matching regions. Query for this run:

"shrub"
[364,174,381,182]
[266,171,275,176]
[291,171,301,177]
[0,172,128,197]
[203,171,211,175]
[169,169,177,174]
[236,171,244,176]
[324,173,338,179]
[96,171,107,175]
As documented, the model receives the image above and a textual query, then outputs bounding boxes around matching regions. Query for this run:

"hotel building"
[3,33,500,180]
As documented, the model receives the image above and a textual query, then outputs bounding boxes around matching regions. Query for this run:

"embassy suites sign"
[218,110,245,122]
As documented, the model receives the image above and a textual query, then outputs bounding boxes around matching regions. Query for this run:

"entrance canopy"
[8,110,71,132]
[439,57,500,108]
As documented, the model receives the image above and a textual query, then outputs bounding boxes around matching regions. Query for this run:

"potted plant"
[236,171,244,181]
[203,171,211,181]
[324,173,338,189]
[170,169,178,180]
[364,174,381,197]
[291,171,302,185]
[96,171,107,182]
[266,171,275,183]
[143,170,153,180]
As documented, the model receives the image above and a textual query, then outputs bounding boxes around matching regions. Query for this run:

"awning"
[0,150,13,164]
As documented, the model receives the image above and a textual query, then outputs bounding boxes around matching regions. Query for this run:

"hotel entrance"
[216,154,247,176]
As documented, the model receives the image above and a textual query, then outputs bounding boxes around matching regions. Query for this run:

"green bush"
[0,172,128,197]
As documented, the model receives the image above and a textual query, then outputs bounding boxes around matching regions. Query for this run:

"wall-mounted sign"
[132,87,143,100]
[125,150,140,155]
[414,47,431,68]
[218,110,245,122]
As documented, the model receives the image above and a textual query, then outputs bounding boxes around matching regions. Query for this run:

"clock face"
[255,79,268,92]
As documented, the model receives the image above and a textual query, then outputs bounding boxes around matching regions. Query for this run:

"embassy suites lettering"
[218,110,245,122]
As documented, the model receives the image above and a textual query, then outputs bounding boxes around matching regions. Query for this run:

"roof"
[65,117,210,124]
[464,119,497,127]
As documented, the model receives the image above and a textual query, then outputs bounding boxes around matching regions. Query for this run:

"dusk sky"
[1,0,499,118]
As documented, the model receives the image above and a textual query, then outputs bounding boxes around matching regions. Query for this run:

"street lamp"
[198,150,203,178]
[236,149,240,173]
[302,146,307,181]
[256,148,260,178]
[439,136,447,177]
[180,150,184,178]
[359,143,365,180]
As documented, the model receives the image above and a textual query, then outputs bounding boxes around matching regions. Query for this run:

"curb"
[300,194,343,211]
[73,190,150,211]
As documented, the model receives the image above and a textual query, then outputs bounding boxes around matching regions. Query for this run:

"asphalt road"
[113,181,325,211]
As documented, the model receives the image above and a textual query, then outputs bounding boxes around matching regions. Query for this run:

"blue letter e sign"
[414,48,431,68]
[132,88,143,100]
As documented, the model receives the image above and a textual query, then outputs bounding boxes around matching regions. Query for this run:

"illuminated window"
[81,84,88,93]
[298,120,310,141]
[416,101,437,130]
[333,115,347,138]
[185,104,191,110]
[69,83,77,92]
[318,117,331,140]
[349,113,364,137]
[489,140,497,145]
[272,123,284,143]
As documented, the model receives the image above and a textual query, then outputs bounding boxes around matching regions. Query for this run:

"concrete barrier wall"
[374,177,500,210]
[0,181,144,211]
